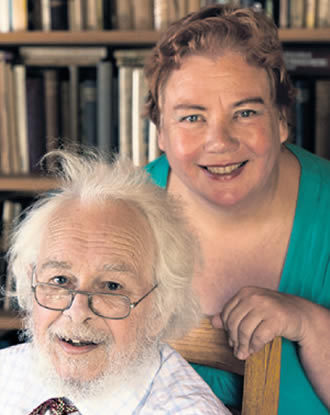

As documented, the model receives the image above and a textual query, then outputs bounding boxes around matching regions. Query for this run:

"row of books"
[279,0,330,29]
[293,78,330,159]
[6,0,326,33]
[0,46,161,176]
[0,0,203,32]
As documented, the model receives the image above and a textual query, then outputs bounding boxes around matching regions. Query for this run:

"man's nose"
[62,292,95,323]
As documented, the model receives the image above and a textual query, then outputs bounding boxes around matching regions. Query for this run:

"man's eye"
[106,281,122,291]
[50,275,68,285]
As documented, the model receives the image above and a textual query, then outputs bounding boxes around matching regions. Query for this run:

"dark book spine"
[50,0,69,30]
[26,73,47,172]
[293,79,315,152]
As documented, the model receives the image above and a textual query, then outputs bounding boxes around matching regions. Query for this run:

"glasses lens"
[92,293,130,319]
[35,284,71,310]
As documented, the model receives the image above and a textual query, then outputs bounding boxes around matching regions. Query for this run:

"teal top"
[145,144,330,414]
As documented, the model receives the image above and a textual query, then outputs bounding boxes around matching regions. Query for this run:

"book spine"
[315,80,330,159]
[80,77,97,147]
[131,67,148,167]
[50,0,69,30]
[13,64,29,173]
[97,60,113,153]
[0,0,10,32]
[118,65,133,158]
[294,79,315,152]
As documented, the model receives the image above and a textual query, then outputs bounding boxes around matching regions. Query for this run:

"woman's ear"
[279,114,289,144]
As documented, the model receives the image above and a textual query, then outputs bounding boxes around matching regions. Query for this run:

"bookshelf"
[0,29,330,46]
[1,27,330,332]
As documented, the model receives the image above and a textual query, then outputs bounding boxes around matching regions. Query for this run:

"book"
[59,76,71,146]
[0,0,10,32]
[13,64,29,173]
[187,0,201,13]
[19,46,108,66]
[0,52,11,174]
[2,200,22,311]
[316,0,330,27]
[133,0,153,29]
[97,60,113,154]
[28,0,42,30]
[154,0,169,30]
[283,48,330,76]
[315,80,330,159]
[26,71,47,172]
[68,65,80,144]
[115,0,133,29]
[6,58,20,174]
[41,0,51,31]
[117,65,133,158]
[80,76,97,147]
[68,0,84,31]
[114,49,151,159]
[86,0,103,30]
[290,0,305,28]
[43,69,60,153]
[279,0,289,28]
[293,79,315,153]
[11,0,28,31]
[50,0,69,30]
[131,67,148,167]
[305,0,316,28]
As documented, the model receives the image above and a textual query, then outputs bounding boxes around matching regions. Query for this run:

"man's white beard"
[24,317,160,404]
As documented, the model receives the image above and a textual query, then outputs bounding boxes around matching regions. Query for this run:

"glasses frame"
[31,281,158,320]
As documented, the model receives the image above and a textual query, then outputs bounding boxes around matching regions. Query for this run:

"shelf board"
[279,28,330,43]
[0,176,58,193]
[0,312,23,330]
[0,30,160,46]
[0,29,329,46]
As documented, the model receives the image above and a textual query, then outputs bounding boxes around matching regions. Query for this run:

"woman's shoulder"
[145,154,170,188]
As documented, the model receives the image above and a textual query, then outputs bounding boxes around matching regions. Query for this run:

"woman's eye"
[181,114,202,123]
[237,110,256,118]
[106,281,122,291]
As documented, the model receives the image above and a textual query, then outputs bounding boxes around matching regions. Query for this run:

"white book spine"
[119,66,133,159]
[0,0,10,32]
[13,64,29,173]
[131,67,147,167]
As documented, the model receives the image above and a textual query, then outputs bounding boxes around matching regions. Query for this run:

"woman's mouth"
[203,160,248,175]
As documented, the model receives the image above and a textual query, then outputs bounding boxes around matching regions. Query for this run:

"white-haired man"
[0,150,231,414]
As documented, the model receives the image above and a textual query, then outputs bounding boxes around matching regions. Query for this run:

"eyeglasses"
[31,282,158,320]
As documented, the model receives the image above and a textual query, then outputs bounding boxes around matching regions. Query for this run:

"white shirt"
[0,342,231,415]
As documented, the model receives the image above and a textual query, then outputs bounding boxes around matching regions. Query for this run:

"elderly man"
[0,150,230,414]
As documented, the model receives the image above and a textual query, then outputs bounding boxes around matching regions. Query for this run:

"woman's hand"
[216,286,312,360]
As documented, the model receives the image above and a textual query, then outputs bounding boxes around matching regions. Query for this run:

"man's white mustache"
[48,323,113,345]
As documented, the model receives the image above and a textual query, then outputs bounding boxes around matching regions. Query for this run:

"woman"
[144,4,330,414]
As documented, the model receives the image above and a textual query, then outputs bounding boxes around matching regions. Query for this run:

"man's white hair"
[7,149,201,341]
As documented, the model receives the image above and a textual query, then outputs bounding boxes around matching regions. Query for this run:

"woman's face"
[158,53,288,209]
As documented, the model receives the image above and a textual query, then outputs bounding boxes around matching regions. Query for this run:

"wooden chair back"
[170,318,281,415]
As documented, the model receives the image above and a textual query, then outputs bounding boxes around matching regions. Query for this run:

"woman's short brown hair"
[144,4,295,129]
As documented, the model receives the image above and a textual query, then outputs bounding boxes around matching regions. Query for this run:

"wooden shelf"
[0,312,23,330]
[0,30,160,46]
[279,28,330,43]
[0,176,57,193]
[0,29,329,46]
